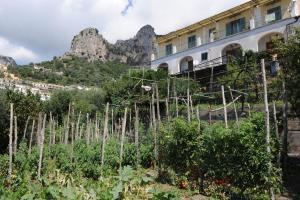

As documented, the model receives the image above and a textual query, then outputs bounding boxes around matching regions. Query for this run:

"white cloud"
[0,37,38,64]
[0,0,249,64]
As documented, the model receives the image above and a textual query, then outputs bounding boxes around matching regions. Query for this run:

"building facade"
[151,0,300,74]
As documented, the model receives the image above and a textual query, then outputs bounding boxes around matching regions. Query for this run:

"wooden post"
[166,98,170,122]
[190,95,194,119]
[247,103,251,117]
[37,113,42,147]
[101,103,109,170]
[261,59,275,200]
[28,119,35,155]
[156,84,161,123]
[111,108,114,135]
[134,103,140,167]
[187,92,191,122]
[8,103,13,179]
[149,102,153,130]
[167,78,170,101]
[152,93,157,168]
[86,113,90,145]
[196,106,201,132]
[22,116,30,140]
[52,120,56,145]
[221,85,228,128]
[49,113,53,149]
[76,112,81,140]
[209,105,212,125]
[175,96,179,118]
[37,114,46,179]
[119,108,128,170]
[228,86,239,125]
[64,104,71,145]
[14,116,18,155]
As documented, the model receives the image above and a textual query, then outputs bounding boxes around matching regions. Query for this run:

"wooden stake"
[101,103,109,170]
[228,86,239,125]
[152,93,157,168]
[119,108,128,170]
[37,113,42,147]
[76,112,81,140]
[273,101,280,166]
[175,96,179,118]
[8,103,13,179]
[134,103,140,167]
[196,106,201,132]
[165,98,170,121]
[28,119,35,155]
[22,116,30,140]
[156,84,161,123]
[37,114,46,179]
[167,78,170,101]
[64,104,71,145]
[187,89,191,122]
[13,116,18,156]
[86,113,90,145]
[190,95,194,119]
[221,85,228,128]
[261,59,275,200]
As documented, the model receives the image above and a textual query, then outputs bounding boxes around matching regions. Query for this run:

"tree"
[275,28,300,118]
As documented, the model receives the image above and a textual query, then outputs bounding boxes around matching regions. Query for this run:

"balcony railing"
[154,10,289,60]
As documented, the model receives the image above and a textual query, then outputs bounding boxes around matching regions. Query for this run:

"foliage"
[8,57,129,86]
[200,113,280,197]
[275,27,300,118]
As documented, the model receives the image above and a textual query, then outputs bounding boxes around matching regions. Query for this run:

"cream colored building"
[151,0,300,74]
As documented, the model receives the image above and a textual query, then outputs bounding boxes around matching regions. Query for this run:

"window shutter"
[226,23,231,36]
[240,18,246,31]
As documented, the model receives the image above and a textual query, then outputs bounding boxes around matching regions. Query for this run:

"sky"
[0,0,249,65]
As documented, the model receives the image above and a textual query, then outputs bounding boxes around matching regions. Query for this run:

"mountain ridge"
[62,25,156,66]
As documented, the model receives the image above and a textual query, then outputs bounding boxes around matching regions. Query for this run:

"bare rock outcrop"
[0,55,17,67]
[63,25,156,66]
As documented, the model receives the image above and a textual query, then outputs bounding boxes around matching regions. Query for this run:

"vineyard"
[0,30,300,199]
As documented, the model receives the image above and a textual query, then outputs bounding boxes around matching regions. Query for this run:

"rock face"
[63,25,156,66]
[65,28,109,62]
[0,55,17,67]
[113,25,156,65]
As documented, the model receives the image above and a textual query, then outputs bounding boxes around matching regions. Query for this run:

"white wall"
[152,18,300,74]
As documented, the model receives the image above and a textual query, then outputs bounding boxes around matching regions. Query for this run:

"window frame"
[188,35,197,49]
[165,44,173,56]
[201,52,208,61]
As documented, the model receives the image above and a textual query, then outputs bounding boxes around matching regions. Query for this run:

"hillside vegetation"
[8,57,130,86]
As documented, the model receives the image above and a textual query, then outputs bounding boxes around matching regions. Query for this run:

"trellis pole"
[101,103,109,172]
[134,103,140,167]
[166,98,170,122]
[28,119,35,155]
[119,108,128,170]
[156,84,161,123]
[14,116,18,156]
[261,59,275,200]
[22,116,30,140]
[152,93,157,168]
[76,112,81,140]
[228,86,239,125]
[37,114,46,179]
[221,85,228,128]
[64,104,71,145]
[8,103,13,179]
[273,101,280,166]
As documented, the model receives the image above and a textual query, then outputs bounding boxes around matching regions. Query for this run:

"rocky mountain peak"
[0,55,17,67]
[67,27,108,62]
[63,25,156,66]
